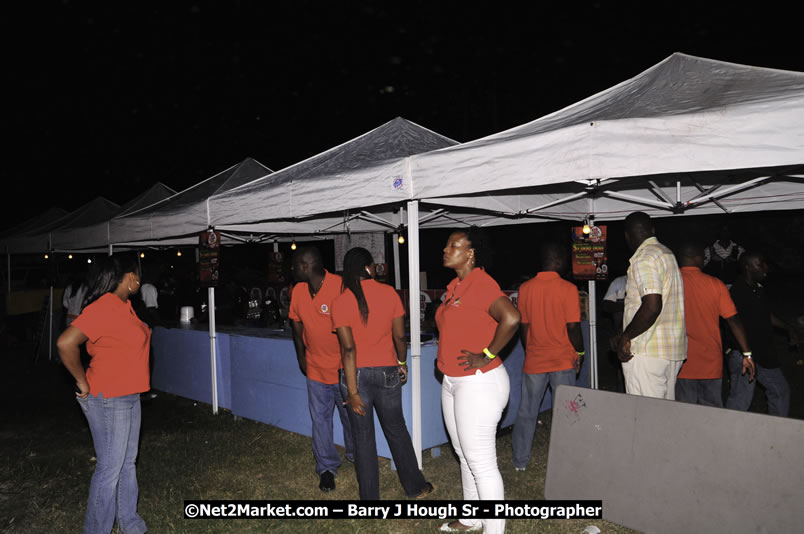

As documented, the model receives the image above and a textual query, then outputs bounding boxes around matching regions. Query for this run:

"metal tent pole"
[392,232,401,290]
[407,200,422,468]
[48,285,53,361]
[209,286,219,415]
[588,280,598,389]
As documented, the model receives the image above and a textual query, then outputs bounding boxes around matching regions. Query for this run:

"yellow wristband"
[483,348,497,360]
[576,351,586,356]
[742,352,752,359]
[397,359,407,366]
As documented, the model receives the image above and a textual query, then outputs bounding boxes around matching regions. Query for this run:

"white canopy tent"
[8,53,801,465]
[2,197,121,255]
[108,157,274,247]
[51,182,178,252]
[203,53,804,466]
[208,117,458,234]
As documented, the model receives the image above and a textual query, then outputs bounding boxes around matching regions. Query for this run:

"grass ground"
[0,350,634,534]
[1,276,801,533]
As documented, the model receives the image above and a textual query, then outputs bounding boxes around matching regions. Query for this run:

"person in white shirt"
[63,275,88,326]
[602,274,628,392]
[703,225,745,285]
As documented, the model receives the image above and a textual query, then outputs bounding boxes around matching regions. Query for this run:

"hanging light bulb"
[68,254,73,260]
[398,234,406,245]
[87,258,92,264]
[177,250,182,257]
[582,216,594,235]
[44,253,49,259]
[140,252,145,258]
[291,239,297,250]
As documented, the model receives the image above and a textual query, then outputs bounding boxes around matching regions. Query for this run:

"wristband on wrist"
[576,351,585,356]
[482,347,497,360]
[742,352,752,359]
[397,359,407,366]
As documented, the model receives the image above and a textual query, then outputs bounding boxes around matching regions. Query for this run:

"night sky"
[3,2,803,233]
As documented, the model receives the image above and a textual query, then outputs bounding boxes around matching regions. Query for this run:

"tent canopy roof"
[118,182,178,216]
[209,117,458,226]
[409,52,804,202]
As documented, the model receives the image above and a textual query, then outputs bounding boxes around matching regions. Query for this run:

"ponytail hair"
[83,253,140,308]
[341,247,373,324]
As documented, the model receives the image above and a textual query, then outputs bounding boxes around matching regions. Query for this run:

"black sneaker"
[319,471,335,492]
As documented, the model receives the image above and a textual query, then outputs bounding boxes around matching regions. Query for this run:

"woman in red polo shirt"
[57,254,150,534]
[435,228,520,534]
[332,247,433,501]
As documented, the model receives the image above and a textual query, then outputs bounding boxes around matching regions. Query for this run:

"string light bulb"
[140,252,145,258]
[291,240,297,250]
[87,258,92,264]
[177,250,182,257]
[68,254,73,260]
[582,215,594,235]
[398,234,405,244]
[44,253,49,259]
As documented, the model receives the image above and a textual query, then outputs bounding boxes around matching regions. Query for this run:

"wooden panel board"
[545,386,804,534]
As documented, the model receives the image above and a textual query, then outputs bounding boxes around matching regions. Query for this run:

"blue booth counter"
[151,323,590,459]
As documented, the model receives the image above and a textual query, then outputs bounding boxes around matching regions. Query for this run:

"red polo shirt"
[331,279,405,368]
[519,271,581,374]
[72,293,151,398]
[288,271,343,384]
[678,266,737,379]
[435,268,505,377]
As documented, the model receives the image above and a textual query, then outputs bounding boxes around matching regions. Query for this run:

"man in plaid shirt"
[611,212,687,399]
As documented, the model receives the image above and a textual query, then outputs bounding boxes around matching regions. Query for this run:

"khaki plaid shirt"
[624,237,687,361]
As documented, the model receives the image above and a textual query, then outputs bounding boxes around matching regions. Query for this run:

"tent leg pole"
[49,286,53,361]
[393,233,401,290]
[209,287,219,415]
[407,200,422,468]
[589,280,598,389]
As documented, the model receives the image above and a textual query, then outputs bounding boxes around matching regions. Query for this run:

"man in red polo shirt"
[675,242,754,406]
[289,247,354,492]
[512,242,585,471]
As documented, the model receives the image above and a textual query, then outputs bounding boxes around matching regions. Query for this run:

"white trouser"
[621,353,684,400]
[441,365,510,534]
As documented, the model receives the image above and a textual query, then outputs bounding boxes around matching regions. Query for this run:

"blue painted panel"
[151,327,231,409]
[152,321,590,459]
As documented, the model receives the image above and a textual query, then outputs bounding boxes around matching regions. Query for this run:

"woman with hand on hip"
[436,228,520,534]
[57,254,150,534]
[332,247,434,501]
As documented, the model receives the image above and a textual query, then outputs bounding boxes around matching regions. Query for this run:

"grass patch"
[0,353,634,533]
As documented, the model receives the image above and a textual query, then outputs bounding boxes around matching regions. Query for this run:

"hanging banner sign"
[199,230,221,286]
[571,225,608,280]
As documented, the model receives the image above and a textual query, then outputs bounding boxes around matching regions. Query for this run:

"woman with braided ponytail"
[332,247,433,501]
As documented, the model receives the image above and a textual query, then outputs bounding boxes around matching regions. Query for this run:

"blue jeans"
[512,368,575,469]
[76,393,146,534]
[307,377,354,475]
[675,378,723,407]
[725,350,790,417]
[339,367,427,500]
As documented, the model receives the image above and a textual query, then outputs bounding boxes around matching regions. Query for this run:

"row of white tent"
[5,53,804,465]
[4,53,803,255]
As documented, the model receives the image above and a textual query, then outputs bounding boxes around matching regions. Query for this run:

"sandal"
[416,481,435,499]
